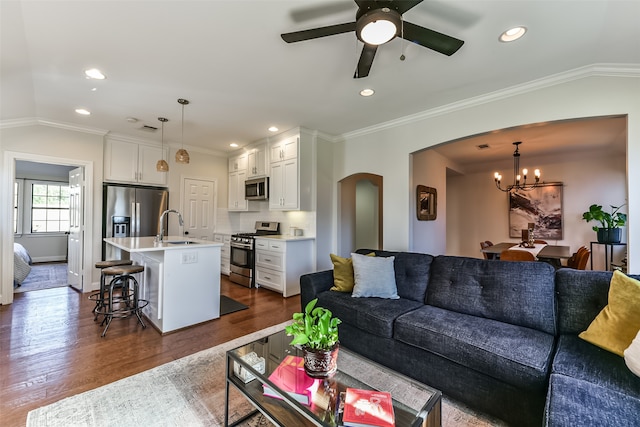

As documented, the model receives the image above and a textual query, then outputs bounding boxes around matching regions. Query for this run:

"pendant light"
[175,98,190,164]
[156,117,169,172]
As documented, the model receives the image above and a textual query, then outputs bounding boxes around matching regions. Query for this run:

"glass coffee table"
[225,329,442,427]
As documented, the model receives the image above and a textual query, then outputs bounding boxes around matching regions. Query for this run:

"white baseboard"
[31,256,66,263]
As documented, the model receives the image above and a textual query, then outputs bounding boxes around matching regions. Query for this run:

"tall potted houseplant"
[582,204,627,244]
[285,298,341,378]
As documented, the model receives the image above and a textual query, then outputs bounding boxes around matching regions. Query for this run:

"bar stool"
[90,259,133,319]
[98,264,148,337]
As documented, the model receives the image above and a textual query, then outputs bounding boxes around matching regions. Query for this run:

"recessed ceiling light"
[499,26,527,42]
[126,117,139,123]
[360,88,375,97]
[84,68,106,79]
[268,126,279,132]
[230,143,239,148]
[75,108,91,115]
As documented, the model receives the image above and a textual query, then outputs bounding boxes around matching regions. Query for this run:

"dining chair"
[480,241,495,260]
[567,246,590,270]
[499,249,536,262]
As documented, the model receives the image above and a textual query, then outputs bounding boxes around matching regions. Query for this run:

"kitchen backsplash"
[216,208,316,237]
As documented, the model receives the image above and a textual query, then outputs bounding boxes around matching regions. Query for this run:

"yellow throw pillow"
[330,254,355,292]
[579,270,640,356]
[330,252,375,292]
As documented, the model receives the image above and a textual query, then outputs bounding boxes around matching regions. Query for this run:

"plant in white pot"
[285,298,341,378]
[582,204,627,244]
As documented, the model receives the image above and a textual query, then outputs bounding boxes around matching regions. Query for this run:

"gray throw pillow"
[351,252,399,299]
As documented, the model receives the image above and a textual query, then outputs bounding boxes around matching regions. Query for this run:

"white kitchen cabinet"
[228,168,248,211]
[270,135,298,163]
[247,142,268,178]
[267,129,314,211]
[229,152,247,173]
[255,237,314,297]
[269,157,298,210]
[214,233,231,275]
[104,137,167,186]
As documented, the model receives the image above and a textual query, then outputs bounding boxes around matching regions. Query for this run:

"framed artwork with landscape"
[417,185,437,221]
[509,183,563,240]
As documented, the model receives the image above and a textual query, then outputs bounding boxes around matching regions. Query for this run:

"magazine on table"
[341,387,395,427]
[262,355,320,406]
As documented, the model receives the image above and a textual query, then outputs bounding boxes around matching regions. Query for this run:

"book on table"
[342,387,395,427]
[262,355,320,406]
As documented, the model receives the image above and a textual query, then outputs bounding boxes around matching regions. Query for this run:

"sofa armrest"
[300,270,335,310]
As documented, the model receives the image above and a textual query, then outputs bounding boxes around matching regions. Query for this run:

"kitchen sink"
[166,240,199,245]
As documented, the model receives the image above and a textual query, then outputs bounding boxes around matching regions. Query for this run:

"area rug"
[27,321,507,427]
[220,295,249,316]
[15,263,68,293]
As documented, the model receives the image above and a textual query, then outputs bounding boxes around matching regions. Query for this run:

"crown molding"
[0,117,109,136]
[342,63,640,140]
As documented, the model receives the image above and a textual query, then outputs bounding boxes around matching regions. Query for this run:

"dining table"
[481,242,572,261]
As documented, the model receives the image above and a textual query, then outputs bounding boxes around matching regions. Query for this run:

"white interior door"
[182,178,216,240]
[67,167,84,290]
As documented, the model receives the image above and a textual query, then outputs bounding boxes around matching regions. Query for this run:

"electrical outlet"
[181,252,198,264]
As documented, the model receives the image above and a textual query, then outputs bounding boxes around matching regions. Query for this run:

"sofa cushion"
[355,249,433,303]
[579,270,640,356]
[351,253,399,299]
[544,373,640,427]
[395,305,555,390]
[551,335,640,398]
[426,256,557,335]
[316,291,423,338]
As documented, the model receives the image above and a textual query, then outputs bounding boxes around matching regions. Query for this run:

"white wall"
[446,149,627,268]
[336,74,640,273]
[1,124,103,302]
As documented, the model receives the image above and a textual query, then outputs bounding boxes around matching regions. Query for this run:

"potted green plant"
[582,204,627,244]
[285,298,341,378]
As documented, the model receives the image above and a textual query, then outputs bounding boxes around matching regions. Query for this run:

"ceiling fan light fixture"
[356,8,401,46]
[499,26,527,42]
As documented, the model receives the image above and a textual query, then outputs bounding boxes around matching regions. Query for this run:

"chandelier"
[494,141,541,192]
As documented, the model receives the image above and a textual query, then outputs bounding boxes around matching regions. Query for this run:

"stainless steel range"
[229,221,280,287]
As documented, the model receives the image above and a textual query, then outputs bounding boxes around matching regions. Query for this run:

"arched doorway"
[338,173,383,256]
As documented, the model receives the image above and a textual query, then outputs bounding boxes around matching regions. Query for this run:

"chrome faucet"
[156,209,183,242]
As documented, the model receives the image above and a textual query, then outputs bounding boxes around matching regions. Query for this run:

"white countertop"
[104,236,222,253]
[255,235,315,241]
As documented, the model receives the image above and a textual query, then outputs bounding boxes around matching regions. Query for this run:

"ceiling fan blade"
[394,0,424,14]
[400,21,464,56]
[289,1,356,23]
[354,44,378,79]
[281,22,356,43]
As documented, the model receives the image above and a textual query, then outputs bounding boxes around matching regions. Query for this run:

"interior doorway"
[2,152,93,305]
[338,173,383,256]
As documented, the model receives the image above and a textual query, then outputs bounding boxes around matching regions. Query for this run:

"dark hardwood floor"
[0,275,301,426]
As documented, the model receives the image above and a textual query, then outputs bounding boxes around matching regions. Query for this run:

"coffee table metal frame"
[225,329,442,427]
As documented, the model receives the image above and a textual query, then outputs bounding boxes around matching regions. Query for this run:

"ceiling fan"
[281,0,464,79]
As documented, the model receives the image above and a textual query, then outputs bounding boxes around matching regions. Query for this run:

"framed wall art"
[509,183,563,239]
[417,185,437,221]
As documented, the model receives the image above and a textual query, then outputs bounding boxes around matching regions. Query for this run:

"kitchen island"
[104,236,222,334]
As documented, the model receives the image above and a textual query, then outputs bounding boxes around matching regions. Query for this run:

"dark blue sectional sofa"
[300,250,640,426]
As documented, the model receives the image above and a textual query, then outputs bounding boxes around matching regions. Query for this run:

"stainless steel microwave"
[245,177,269,200]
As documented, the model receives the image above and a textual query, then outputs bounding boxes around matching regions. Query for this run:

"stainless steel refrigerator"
[102,184,169,260]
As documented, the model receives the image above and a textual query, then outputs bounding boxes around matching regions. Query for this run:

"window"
[30,183,70,233]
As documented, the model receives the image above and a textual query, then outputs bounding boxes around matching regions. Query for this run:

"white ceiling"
[2,1,639,159]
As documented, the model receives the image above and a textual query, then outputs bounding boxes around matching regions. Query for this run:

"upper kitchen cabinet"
[104,137,167,186]
[268,129,313,211]
[247,141,268,178]
[228,152,248,211]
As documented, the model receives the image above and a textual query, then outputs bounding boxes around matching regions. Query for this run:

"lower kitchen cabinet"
[214,233,231,275]
[254,237,314,297]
